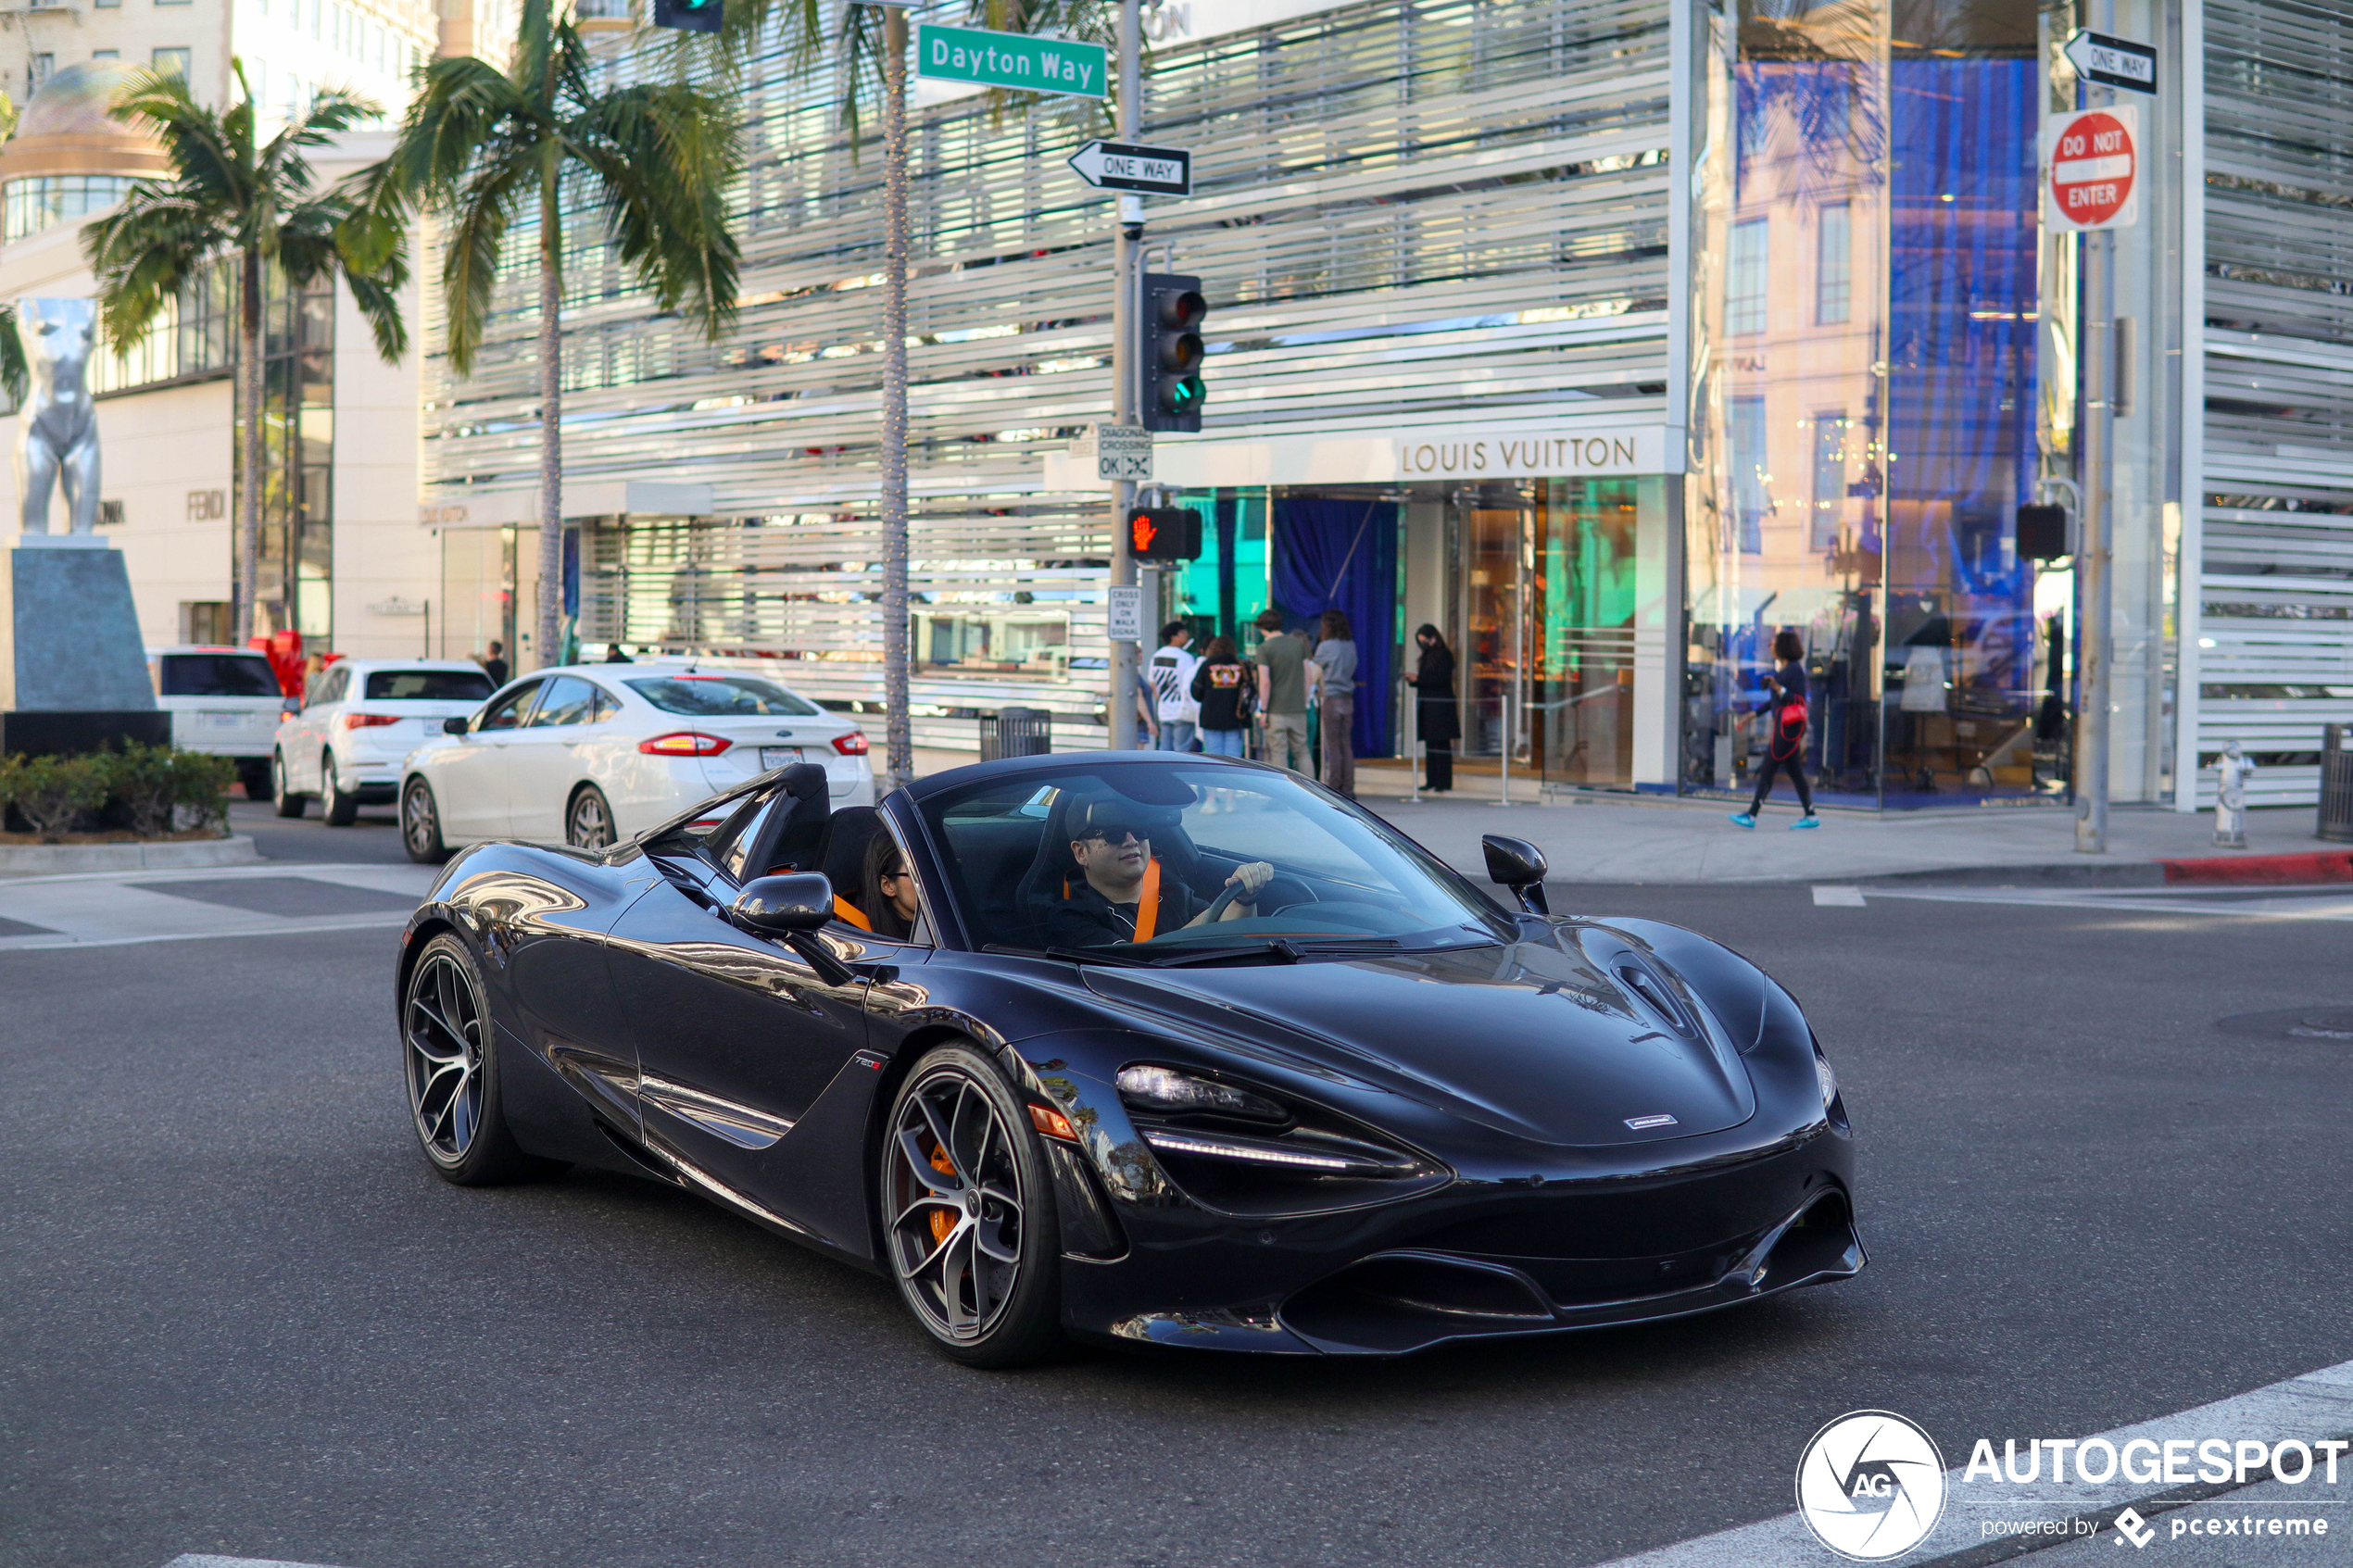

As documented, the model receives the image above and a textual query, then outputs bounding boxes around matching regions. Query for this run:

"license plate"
[760,746,805,770]
[199,711,245,731]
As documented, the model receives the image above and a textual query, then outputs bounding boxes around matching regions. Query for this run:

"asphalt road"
[6,851,2352,1567]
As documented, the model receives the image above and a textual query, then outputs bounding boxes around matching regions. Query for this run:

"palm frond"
[562,80,745,336]
[438,153,536,375]
[82,191,233,348]
[0,306,24,407]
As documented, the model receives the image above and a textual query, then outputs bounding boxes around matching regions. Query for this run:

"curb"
[2160,849,2353,884]
[0,834,262,875]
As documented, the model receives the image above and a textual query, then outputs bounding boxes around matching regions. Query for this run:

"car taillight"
[831,731,870,756]
[339,712,399,730]
[638,731,732,757]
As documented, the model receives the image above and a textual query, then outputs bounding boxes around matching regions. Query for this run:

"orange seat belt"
[831,895,872,931]
[1134,859,1162,942]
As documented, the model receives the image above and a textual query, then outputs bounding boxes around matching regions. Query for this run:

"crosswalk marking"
[0,862,433,951]
[1811,884,1868,907]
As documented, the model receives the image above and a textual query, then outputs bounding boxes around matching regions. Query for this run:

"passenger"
[862,832,922,941]
[1044,798,1273,947]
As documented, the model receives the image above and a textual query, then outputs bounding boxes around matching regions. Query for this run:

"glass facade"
[3,174,132,242]
[233,269,337,640]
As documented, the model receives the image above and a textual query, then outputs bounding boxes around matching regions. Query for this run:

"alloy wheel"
[568,788,613,849]
[403,782,442,859]
[405,949,485,1163]
[884,1066,1028,1343]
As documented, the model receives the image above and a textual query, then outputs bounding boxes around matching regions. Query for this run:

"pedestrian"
[1251,607,1312,774]
[1309,608,1359,797]
[1145,621,1202,752]
[1189,634,1252,757]
[602,643,633,664]
[481,640,510,686]
[1403,623,1459,792]
[1730,629,1819,830]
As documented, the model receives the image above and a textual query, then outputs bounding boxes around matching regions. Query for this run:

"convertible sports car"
[396,751,1862,1366]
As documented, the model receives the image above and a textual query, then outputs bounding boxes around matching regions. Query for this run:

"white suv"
[271,659,498,826]
[146,646,287,799]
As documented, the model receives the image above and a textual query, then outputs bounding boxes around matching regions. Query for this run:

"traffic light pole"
[879,3,913,791]
[1107,0,1142,751]
[2074,71,2115,854]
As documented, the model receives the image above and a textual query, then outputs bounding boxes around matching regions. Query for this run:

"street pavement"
[6,810,2353,1568]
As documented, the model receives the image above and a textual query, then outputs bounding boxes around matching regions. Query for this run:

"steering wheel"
[1197,878,1253,926]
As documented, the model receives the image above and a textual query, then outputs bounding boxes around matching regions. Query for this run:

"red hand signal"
[1131,513,1159,553]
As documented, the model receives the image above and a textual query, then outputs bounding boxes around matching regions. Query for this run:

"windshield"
[917,763,1508,958]
[626,674,824,717]
[158,654,279,698]
[366,669,495,702]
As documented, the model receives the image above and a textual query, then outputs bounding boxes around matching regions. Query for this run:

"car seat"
[745,764,831,877]
[815,806,883,928]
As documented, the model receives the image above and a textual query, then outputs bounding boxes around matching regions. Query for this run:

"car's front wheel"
[566,784,615,849]
[879,1042,1063,1367]
[401,777,449,865]
[271,751,306,818]
[321,754,359,827]
[402,934,560,1185]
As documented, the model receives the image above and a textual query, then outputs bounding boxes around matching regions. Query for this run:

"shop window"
[29,54,53,90]
[1810,412,1848,551]
[1730,219,1768,335]
[1817,203,1851,325]
[1730,397,1768,554]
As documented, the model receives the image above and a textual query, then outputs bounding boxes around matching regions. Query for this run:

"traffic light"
[2016,503,2070,559]
[1137,272,1207,433]
[1127,506,1202,561]
[653,0,721,32]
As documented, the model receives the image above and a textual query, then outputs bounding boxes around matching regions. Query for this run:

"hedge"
[0,744,235,842]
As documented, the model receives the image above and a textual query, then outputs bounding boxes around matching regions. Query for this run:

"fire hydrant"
[2214,740,2255,848]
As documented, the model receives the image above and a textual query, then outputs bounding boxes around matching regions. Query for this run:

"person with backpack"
[1730,629,1819,829]
[1189,634,1253,757]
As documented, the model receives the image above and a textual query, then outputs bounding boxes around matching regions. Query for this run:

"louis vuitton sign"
[1073,420,1668,491]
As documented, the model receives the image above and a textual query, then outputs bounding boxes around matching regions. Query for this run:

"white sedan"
[396,663,874,862]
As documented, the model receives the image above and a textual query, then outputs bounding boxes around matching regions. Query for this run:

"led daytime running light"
[1139,1128,1362,1173]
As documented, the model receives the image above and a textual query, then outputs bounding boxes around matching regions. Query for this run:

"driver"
[1044,797,1273,947]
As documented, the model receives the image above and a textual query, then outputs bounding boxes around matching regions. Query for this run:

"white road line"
[1812,885,1868,907]
[1867,886,2353,922]
[163,1556,358,1568]
[0,912,411,952]
[1587,1356,2353,1568]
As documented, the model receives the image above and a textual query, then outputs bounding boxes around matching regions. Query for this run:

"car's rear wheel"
[271,751,306,818]
[566,784,615,849]
[321,754,359,827]
[402,934,559,1185]
[879,1042,1063,1367]
[401,777,449,864]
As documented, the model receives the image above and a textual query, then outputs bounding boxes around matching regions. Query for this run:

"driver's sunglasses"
[1079,822,1150,846]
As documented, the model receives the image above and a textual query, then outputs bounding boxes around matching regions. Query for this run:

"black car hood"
[1079,928,1758,1148]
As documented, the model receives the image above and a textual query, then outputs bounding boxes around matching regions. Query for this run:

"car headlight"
[1117,1064,1286,1123]
[1814,1049,1839,1110]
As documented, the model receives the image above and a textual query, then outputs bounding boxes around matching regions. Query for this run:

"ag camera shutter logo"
[1796,1410,1948,1561]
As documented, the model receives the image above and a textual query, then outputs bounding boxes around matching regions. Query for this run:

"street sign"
[1066,140,1192,196]
[914,23,1108,97]
[1106,583,1146,643]
[1073,423,1152,482]
[2046,105,2138,231]
[2063,29,2158,94]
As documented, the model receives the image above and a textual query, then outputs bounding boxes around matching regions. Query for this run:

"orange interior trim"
[831,895,872,931]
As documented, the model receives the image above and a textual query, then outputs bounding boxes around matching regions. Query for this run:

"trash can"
[980,706,1052,761]
[2320,724,2353,843]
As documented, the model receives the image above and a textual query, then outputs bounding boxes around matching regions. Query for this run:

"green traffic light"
[1167,375,1204,413]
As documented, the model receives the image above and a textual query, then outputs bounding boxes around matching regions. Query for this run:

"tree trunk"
[879,6,912,791]
[536,155,563,673]
[234,247,264,646]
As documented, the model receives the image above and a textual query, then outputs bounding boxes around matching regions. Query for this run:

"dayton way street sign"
[1067,140,1192,196]
[2063,29,2158,94]
[2046,105,2138,231]
[915,23,1108,96]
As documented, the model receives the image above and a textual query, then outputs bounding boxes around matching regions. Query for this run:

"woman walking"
[1402,623,1459,792]
[1307,608,1359,797]
[1731,629,1820,829]
[1189,635,1253,757]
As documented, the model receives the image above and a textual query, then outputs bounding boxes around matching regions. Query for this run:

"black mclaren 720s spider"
[396,750,1862,1366]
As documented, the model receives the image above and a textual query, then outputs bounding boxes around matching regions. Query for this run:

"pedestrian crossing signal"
[654,0,722,32]
[1127,507,1202,561]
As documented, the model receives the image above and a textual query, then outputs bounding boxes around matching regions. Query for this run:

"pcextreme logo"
[1795,1411,1948,1561]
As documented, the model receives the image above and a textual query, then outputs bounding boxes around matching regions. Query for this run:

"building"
[410,0,2352,809]
[0,0,446,662]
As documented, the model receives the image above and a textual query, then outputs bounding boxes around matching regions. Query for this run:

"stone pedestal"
[0,533,165,757]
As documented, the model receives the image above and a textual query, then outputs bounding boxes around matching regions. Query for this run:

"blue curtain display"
[1270,496,1396,758]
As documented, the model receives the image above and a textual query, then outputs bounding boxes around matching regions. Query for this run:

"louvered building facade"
[414,0,2353,811]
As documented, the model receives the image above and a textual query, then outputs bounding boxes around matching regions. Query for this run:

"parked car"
[273,659,499,826]
[396,663,874,862]
[145,645,286,799]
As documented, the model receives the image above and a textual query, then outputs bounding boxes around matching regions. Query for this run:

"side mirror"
[731,872,835,935]
[1481,834,1550,917]
[443,716,471,735]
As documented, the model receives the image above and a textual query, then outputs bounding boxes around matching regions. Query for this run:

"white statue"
[2214,738,2254,848]
[15,297,102,535]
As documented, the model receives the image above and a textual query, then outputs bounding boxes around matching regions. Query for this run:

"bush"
[0,743,234,840]
[0,754,108,841]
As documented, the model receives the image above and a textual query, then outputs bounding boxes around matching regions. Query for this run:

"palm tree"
[356,0,743,672]
[86,65,408,646]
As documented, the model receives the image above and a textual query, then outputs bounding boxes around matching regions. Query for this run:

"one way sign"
[1066,140,1191,196]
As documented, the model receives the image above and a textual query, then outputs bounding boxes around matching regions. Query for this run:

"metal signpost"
[1066,140,1192,196]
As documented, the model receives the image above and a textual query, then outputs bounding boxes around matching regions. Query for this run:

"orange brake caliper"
[929,1141,958,1246]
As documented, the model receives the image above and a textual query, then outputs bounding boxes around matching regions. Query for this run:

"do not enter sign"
[2045,104,2138,231]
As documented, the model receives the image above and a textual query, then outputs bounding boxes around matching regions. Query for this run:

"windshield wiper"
[981,943,1154,968]
[1143,937,1403,968]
